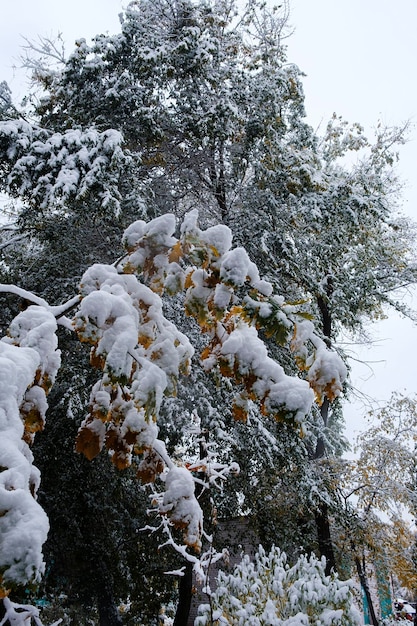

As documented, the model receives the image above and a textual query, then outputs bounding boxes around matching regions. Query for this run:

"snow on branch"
[291,319,347,405]
[0,209,348,600]
[0,597,62,626]
[0,120,128,214]
[0,284,81,328]
[118,210,346,424]
[0,307,60,594]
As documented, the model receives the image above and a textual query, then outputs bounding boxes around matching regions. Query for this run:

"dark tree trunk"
[354,553,379,625]
[173,561,194,626]
[315,502,336,575]
[216,145,228,224]
[209,142,228,224]
[314,398,337,574]
[94,561,122,626]
[96,582,123,626]
[317,286,333,345]
[314,397,329,460]
[173,430,209,626]
[313,283,337,573]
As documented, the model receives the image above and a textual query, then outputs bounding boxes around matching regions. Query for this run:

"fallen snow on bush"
[196,545,361,626]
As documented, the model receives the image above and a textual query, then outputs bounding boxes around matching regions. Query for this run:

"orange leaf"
[200,346,211,361]
[22,407,44,435]
[184,270,195,289]
[111,450,131,470]
[232,403,247,423]
[90,348,106,370]
[169,240,183,263]
[138,333,153,349]
[105,425,132,469]
[137,450,165,484]
[75,426,102,460]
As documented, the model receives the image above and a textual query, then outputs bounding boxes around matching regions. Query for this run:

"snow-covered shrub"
[196,545,361,626]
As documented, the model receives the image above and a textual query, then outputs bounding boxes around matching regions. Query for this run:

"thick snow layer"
[220,247,260,287]
[78,288,139,379]
[0,308,60,588]
[0,342,48,586]
[123,213,177,252]
[160,466,203,550]
[0,120,126,213]
[200,223,233,257]
[218,322,315,423]
[291,320,347,402]
[196,546,361,625]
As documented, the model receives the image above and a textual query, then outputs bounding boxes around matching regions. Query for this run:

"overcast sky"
[1,0,417,441]
[286,0,417,440]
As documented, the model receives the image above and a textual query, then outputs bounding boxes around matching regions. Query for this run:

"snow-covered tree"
[0,0,307,227]
[239,111,417,572]
[338,393,417,612]
[0,211,347,621]
[195,545,361,625]
[0,0,416,621]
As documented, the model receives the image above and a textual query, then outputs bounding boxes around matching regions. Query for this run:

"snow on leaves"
[0,120,127,213]
[0,308,60,594]
[74,262,193,470]
[75,212,346,469]
[196,545,361,626]
[291,319,347,405]
[70,210,347,553]
[4,307,61,440]
[158,466,203,552]
[0,210,347,584]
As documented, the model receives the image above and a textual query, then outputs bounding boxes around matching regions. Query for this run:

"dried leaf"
[75,426,102,460]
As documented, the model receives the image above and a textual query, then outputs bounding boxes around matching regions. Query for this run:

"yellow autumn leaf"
[168,240,183,263]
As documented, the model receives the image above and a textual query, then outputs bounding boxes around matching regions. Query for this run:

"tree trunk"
[173,430,209,625]
[317,287,333,345]
[355,553,379,625]
[313,286,337,573]
[313,397,337,573]
[96,582,123,626]
[209,142,228,224]
[173,561,193,626]
[94,561,123,626]
[315,501,336,575]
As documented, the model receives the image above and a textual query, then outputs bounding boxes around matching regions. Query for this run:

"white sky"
[1,0,417,442]
[286,0,417,441]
